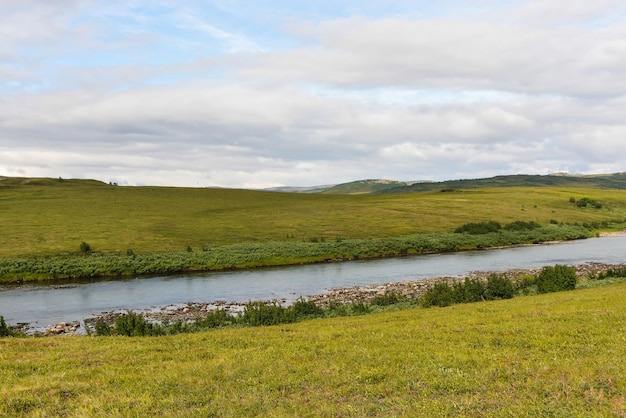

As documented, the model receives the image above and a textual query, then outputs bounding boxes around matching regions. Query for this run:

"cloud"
[1,1,626,187]
[244,14,626,98]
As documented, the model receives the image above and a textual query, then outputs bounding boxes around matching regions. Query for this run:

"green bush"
[94,318,111,336]
[536,265,577,293]
[1,315,17,337]
[327,301,348,316]
[194,308,234,328]
[350,301,371,314]
[515,274,537,294]
[113,311,163,336]
[454,221,502,234]
[587,266,626,280]
[452,277,486,303]
[420,282,456,307]
[484,273,515,300]
[79,241,91,253]
[574,197,602,209]
[292,298,324,318]
[504,221,541,231]
[422,274,515,308]
[239,302,295,326]
[371,292,404,306]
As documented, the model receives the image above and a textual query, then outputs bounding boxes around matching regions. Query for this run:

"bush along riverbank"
[5,262,622,338]
[0,224,594,284]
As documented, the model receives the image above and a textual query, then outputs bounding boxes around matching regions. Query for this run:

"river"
[1,236,625,330]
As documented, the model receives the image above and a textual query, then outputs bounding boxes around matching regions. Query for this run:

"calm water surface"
[1,236,624,328]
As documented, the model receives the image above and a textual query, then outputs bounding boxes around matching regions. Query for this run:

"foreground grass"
[1,283,625,417]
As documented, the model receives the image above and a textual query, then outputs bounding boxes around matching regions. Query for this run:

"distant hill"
[4,172,626,195]
[263,185,335,193]
[305,172,626,195]
[379,173,626,194]
[322,179,418,194]
[0,176,108,188]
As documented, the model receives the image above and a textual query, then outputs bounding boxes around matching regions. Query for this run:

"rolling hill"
[321,172,626,194]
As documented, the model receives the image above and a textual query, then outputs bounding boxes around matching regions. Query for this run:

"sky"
[1,1,626,188]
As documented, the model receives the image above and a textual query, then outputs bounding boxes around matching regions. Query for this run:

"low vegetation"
[419,265,578,308]
[0,316,21,337]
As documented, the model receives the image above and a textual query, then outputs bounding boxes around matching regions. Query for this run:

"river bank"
[19,261,624,337]
[0,224,598,285]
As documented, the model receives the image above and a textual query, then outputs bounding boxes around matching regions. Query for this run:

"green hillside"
[322,179,413,194]
[381,172,626,194]
[1,176,625,258]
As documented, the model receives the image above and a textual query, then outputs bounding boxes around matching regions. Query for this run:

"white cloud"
[1,1,626,187]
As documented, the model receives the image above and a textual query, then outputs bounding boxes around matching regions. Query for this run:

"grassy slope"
[2,177,626,258]
[385,172,626,194]
[1,283,625,416]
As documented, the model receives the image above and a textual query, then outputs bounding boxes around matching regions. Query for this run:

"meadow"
[1,282,625,416]
[2,177,626,282]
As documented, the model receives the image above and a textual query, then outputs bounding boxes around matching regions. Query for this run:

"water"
[1,236,625,329]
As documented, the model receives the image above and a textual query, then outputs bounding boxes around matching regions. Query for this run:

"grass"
[1,282,625,416]
[2,177,626,258]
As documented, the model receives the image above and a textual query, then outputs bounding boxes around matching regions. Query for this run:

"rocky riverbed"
[17,262,625,336]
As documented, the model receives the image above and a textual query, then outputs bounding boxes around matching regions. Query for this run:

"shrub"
[420,282,455,307]
[452,277,486,303]
[371,292,404,306]
[350,301,371,314]
[1,315,16,337]
[454,221,502,234]
[94,318,111,336]
[327,301,348,316]
[588,266,626,280]
[575,197,602,209]
[292,298,324,318]
[515,274,537,293]
[536,264,577,293]
[240,302,295,326]
[194,308,233,328]
[504,221,541,231]
[484,273,515,300]
[113,311,162,336]
[79,241,91,253]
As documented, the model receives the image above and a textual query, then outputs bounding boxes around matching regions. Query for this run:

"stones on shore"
[43,321,81,336]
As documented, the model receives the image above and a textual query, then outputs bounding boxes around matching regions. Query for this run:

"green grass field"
[2,177,626,258]
[1,283,625,416]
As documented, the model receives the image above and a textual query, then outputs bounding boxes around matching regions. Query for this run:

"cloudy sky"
[1,1,626,188]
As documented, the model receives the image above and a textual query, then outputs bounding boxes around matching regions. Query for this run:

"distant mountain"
[322,179,418,194]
